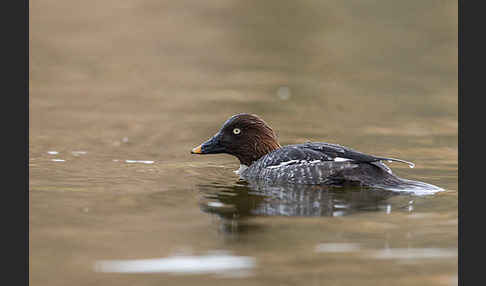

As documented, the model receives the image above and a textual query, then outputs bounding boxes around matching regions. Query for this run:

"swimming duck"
[191,113,443,193]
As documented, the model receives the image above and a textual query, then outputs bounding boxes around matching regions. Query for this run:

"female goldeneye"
[191,113,443,193]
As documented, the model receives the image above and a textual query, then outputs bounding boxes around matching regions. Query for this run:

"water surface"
[30,1,457,285]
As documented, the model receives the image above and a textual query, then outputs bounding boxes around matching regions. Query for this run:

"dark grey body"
[239,142,443,193]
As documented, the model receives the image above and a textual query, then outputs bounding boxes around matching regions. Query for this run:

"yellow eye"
[233,128,241,135]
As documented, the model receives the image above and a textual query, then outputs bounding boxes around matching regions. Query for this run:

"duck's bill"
[191,135,226,155]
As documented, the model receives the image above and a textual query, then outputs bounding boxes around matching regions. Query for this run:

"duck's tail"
[372,177,444,195]
[341,162,443,195]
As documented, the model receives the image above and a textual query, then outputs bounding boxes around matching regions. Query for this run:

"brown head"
[191,114,281,166]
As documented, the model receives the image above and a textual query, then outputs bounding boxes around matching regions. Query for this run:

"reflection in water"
[315,243,361,253]
[199,180,402,219]
[369,248,457,260]
[314,244,457,260]
[124,160,155,164]
[71,150,88,156]
[94,251,255,277]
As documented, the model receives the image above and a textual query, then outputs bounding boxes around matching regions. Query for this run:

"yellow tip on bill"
[191,145,202,154]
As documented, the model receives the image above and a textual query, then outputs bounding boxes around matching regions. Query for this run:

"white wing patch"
[266,160,300,169]
[334,157,352,162]
[266,159,326,170]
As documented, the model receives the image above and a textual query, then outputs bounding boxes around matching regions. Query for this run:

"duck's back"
[249,142,394,166]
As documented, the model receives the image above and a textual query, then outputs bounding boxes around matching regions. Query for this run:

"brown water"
[30,1,458,285]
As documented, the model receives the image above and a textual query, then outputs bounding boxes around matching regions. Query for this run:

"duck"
[191,113,443,193]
